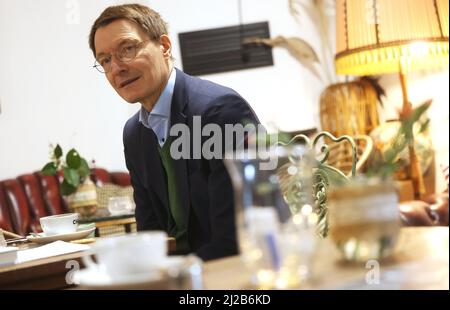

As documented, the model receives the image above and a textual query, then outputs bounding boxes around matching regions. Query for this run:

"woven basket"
[320,80,380,137]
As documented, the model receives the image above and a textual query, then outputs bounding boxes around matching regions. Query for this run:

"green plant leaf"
[64,167,80,187]
[42,162,57,175]
[60,180,77,196]
[54,144,63,159]
[368,100,432,179]
[78,158,90,178]
[419,118,430,134]
[410,100,432,124]
[401,100,431,145]
[318,164,349,185]
[276,132,292,145]
[66,149,81,169]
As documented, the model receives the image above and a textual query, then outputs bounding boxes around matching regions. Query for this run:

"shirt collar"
[139,68,176,127]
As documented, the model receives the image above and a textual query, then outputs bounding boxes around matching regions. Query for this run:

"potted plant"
[42,144,97,217]
[327,101,432,262]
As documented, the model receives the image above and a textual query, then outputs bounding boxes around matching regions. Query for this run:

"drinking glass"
[108,196,134,215]
[224,144,318,289]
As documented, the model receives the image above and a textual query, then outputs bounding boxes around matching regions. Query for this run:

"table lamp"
[335,0,449,199]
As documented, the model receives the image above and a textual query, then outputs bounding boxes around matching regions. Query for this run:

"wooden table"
[202,227,449,290]
[0,227,447,290]
[0,251,85,289]
[0,237,176,289]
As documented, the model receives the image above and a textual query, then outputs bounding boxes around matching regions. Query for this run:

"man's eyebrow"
[96,51,108,59]
[96,38,138,58]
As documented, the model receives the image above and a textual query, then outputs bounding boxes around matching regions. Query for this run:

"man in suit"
[89,4,260,260]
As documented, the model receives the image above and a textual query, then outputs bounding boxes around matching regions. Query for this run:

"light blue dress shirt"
[139,69,176,147]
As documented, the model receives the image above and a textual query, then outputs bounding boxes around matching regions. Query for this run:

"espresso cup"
[39,213,79,236]
[82,231,168,280]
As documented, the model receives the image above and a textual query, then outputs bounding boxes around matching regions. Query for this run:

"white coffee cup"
[82,231,168,280]
[39,213,79,236]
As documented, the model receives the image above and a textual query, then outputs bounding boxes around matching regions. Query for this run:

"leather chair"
[34,172,68,215]
[0,168,131,236]
[0,182,14,233]
[2,179,36,236]
[18,174,49,231]
[110,172,131,187]
[91,168,112,186]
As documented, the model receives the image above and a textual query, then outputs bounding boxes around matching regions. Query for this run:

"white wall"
[0,0,135,179]
[0,0,326,180]
[0,0,448,193]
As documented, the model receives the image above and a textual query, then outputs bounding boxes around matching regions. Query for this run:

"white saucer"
[26,227,96,244]
[74,256,185,289]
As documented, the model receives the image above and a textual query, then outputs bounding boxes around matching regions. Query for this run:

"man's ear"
[159,34,172,59]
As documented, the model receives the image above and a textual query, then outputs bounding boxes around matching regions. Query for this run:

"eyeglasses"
[93,40,150,73]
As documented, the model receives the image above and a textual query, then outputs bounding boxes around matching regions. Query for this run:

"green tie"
[157,136,190,253]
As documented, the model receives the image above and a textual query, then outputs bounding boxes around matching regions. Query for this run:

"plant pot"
[328,179,400,262]
[67,179,98,218]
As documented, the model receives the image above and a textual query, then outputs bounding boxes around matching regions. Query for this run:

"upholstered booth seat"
[2,179,36,236]
[34,172,68,215]
[0,168,131,236]
[0,183,14,233]
[110,172,131,187]
[91,168,112,186]
[18,174,48,231]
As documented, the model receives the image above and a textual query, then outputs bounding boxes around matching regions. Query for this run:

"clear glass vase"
[328,178,401,262]
[224,144,318,289]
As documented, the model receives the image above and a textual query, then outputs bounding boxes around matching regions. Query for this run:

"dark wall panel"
[179,22,273,76]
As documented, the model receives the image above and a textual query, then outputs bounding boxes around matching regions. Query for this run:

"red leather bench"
[0,168,131,236]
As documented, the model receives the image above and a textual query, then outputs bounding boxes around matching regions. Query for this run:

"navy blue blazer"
[123,69,260,261]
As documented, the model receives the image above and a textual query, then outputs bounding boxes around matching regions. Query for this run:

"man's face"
[94,19,172,111]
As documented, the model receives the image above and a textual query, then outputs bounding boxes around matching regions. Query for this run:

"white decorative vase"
[67,179,98,217]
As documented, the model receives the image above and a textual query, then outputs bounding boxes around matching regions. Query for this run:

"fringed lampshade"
[335,0,449,75]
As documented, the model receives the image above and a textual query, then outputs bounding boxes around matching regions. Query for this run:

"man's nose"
[110,57,127,75]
